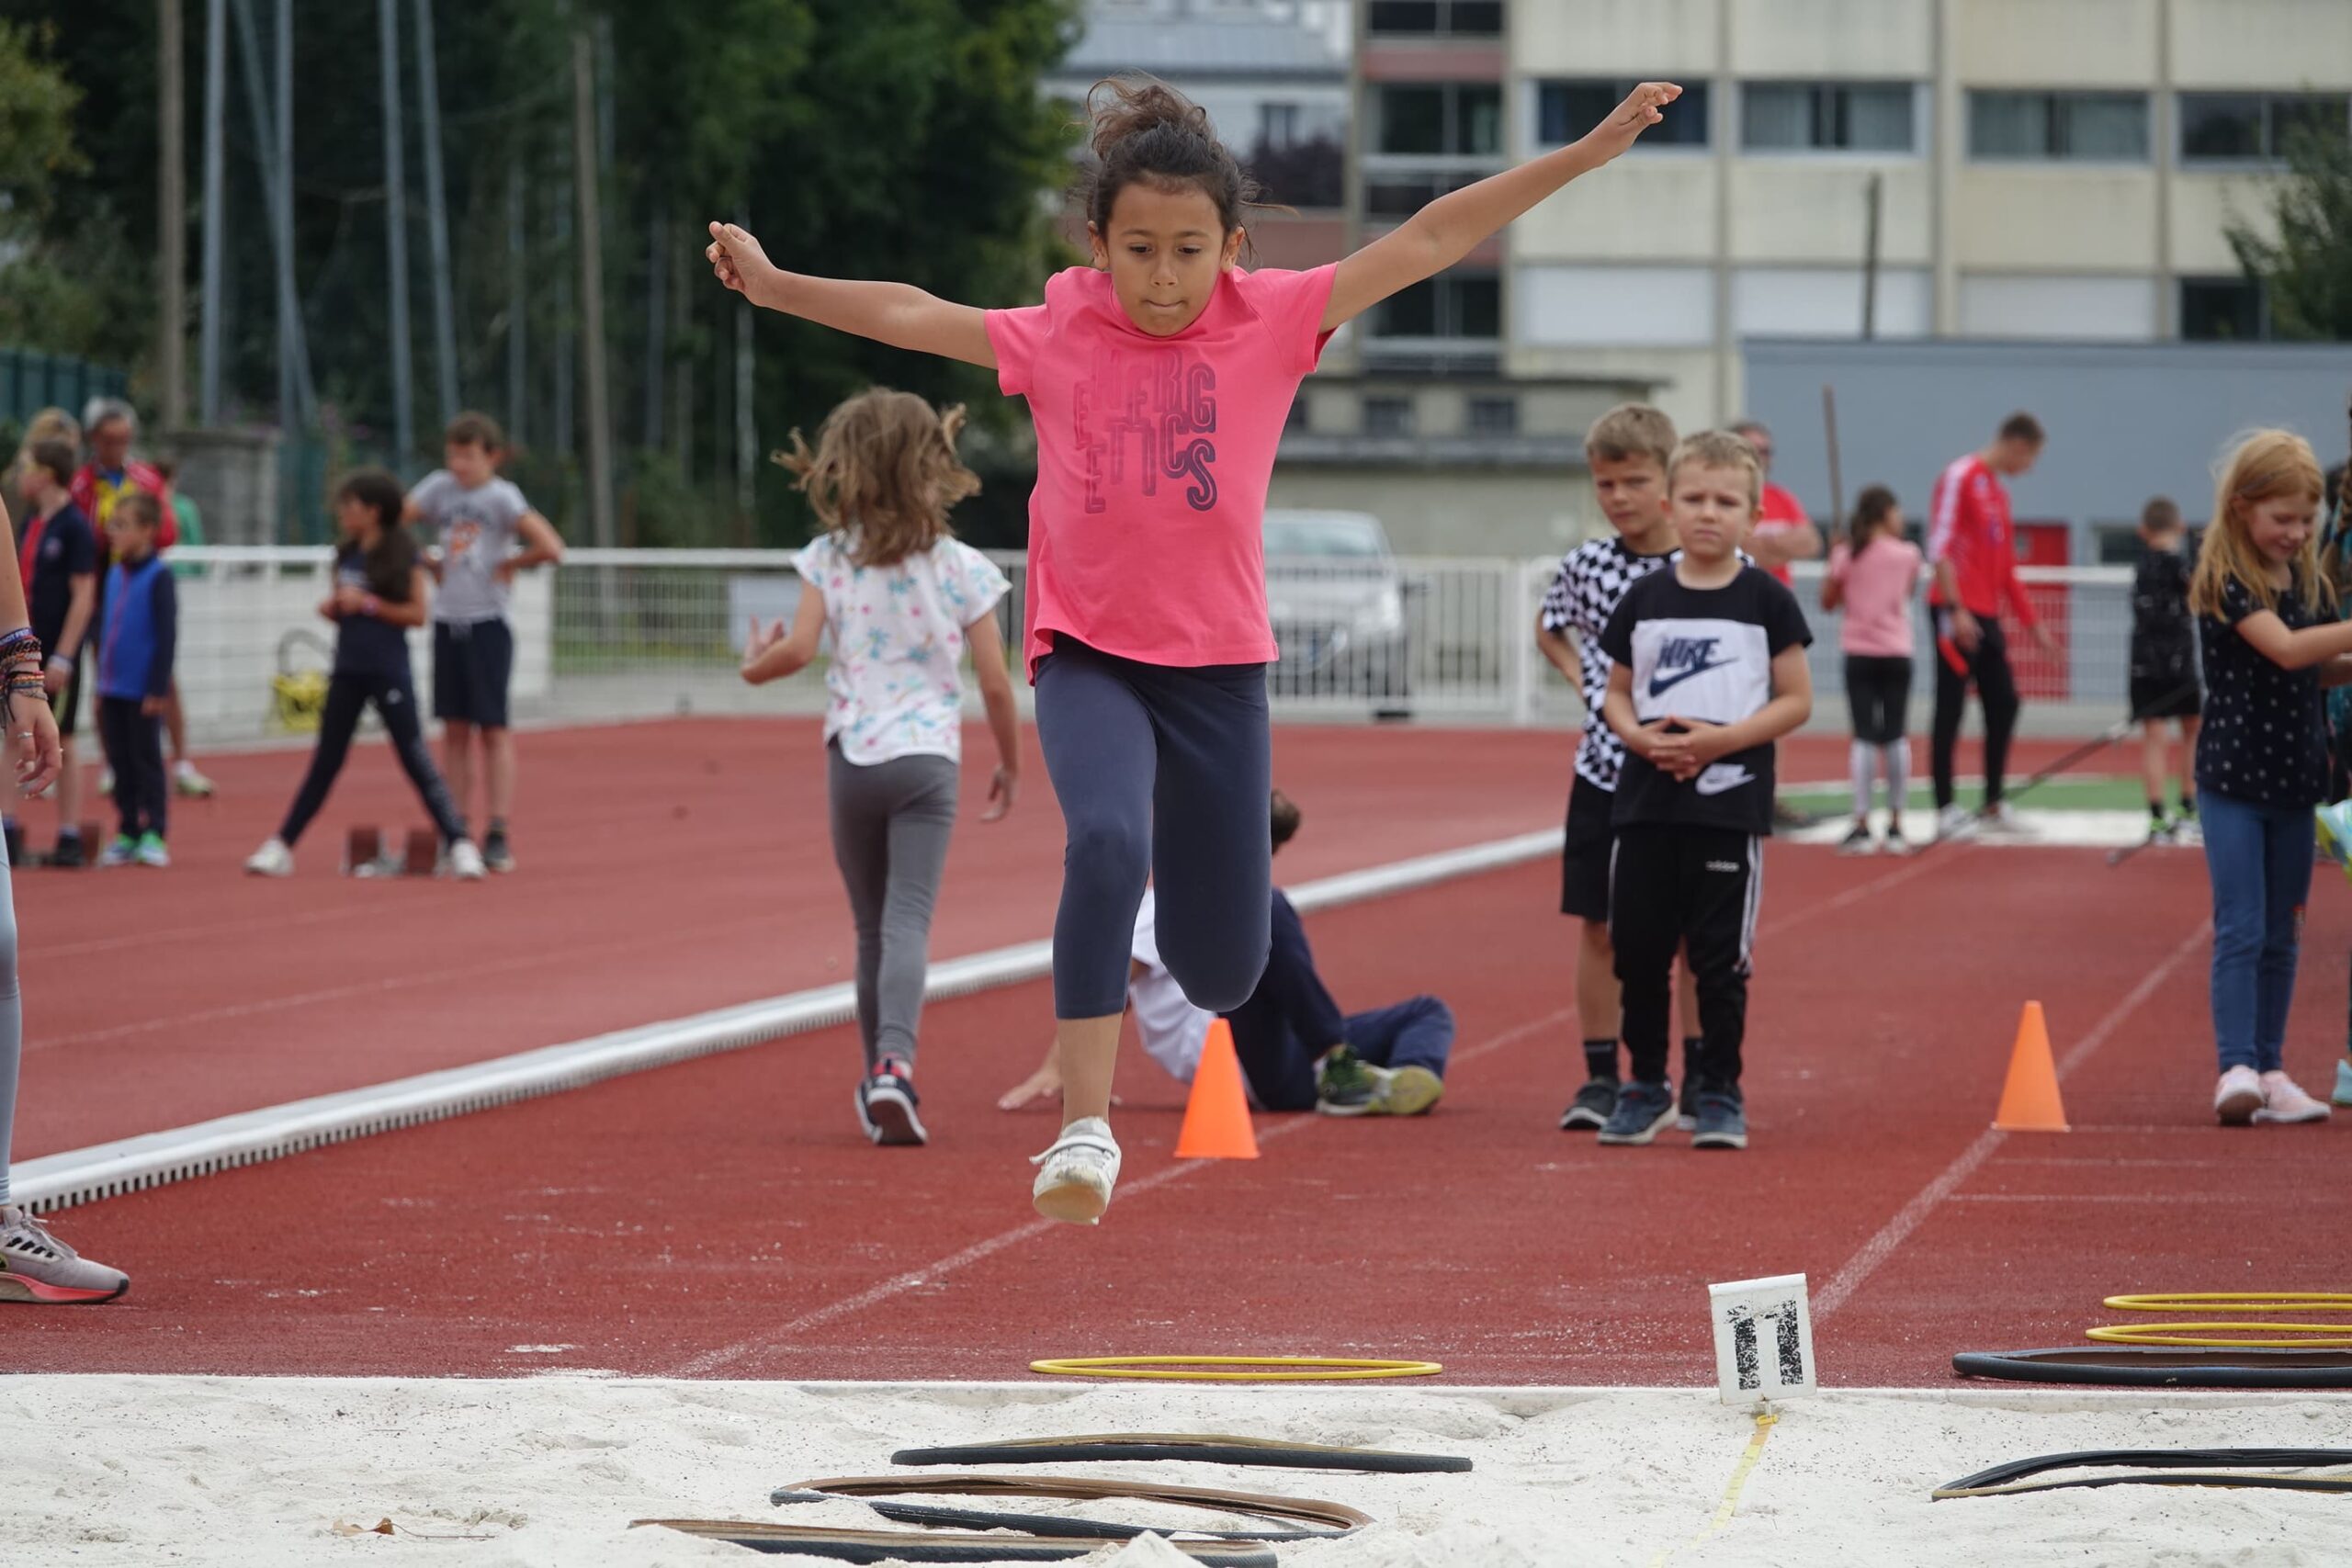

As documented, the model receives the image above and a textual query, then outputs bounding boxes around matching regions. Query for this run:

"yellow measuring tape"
[1027,1356,1442,1382]
[1646,1411,1779,1568]
[2088,1292,2352,1349]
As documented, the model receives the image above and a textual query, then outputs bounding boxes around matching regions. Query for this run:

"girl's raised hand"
[706,221,775,306]
[1582,82,1681,164]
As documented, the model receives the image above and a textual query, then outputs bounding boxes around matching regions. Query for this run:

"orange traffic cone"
[1175,1020,1260,1159]
[1994,1000,2069,1132]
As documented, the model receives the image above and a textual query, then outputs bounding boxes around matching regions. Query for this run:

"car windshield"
[1264,515,1385,558]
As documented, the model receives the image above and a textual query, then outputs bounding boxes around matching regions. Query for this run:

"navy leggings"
[1035,641,1272,1020]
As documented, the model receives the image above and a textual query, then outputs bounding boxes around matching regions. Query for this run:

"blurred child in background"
[1820,484,1921,854]
[2130,497,2200,845]
[9,441,97,866]
[92,493,175,868]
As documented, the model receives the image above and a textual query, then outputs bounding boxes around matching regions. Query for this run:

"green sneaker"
[2317,801,2352,879]
[1315,1046,1380,1116]
[96,835,137,868]
[133,832,171,868]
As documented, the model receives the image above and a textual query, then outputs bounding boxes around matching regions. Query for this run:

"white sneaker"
[2214,1065,2265,1125]
[173,760,215,798]
[2254,1070,2331,1124]
[244,838,294,877]
[0,1203,130,1303]
[2334,1058,2352,1110]
[1031,1116,1122,1225]
[1935,803,1977,842]
[446,839,487,881]
[1979,801,2026,835]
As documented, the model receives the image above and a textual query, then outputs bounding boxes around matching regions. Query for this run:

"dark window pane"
[1449,1,1504,35]
[1845,85,1915,151]
[1248,134,1344,209]
[1379,86,1447,153]
[1374,281,1439,337]
[1544,80,1706,146]
[1367,0,1440,32]
[1452,276,1501,338]
[1458,85,1503,154]
[2054,93,2147,159]
[1364,397,1417,437]
[1970,91,2051,156]
[1742,84,1810,149]
[2181,93,2262,159]
[2180,277,2263,341]
[1468,396,1519,434]
[2272,94,2350,157]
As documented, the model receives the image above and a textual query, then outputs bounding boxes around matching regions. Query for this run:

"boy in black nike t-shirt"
[1596,430,1814,1150]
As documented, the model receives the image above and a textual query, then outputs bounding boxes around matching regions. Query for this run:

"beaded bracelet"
[0,628,41,666]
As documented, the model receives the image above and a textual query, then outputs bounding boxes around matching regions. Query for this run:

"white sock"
[1849,739,1876,824]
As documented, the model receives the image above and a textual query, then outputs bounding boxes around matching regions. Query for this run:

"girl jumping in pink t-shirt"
[707,74,1682,1224]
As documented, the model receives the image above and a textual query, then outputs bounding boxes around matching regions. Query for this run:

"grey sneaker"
[0,1204,130,1303]
[1559,1077,1619,1131]
[1596,1080,1678,1145]
[1315,1046,1381,1116]
[1031,1117,1121,1225]
[1691,1089,1749,1150]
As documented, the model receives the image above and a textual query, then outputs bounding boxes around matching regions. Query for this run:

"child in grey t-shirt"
[402,412,565,872]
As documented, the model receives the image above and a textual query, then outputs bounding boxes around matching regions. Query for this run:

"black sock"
[2177,795,2197,818]
[488,817,509,837]
[1581,1039,1619,1082]
[2149,800,2167,824]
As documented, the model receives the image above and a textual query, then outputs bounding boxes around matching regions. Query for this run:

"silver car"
[1263,509,1413,714]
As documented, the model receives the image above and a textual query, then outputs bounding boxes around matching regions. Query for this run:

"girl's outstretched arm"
[1320,82,1680,333]
[707,222,997,369]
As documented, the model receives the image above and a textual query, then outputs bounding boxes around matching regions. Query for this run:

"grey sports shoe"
[1596,1080,1678,1145]
[0,1204,130,1303]
[1559,1077,1618,1131]
[1691,1089,1749,1150]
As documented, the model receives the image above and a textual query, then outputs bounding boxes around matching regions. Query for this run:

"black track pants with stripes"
[1609,824,1761,1090]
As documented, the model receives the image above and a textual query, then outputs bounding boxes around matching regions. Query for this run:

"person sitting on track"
[999,791,1453,1117]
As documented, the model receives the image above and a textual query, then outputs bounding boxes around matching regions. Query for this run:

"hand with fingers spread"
[1580,81,1682,164]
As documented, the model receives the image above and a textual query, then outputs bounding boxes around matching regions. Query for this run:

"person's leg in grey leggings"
[827,744,959,1069]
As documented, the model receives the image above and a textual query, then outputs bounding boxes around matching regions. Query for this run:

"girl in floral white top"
[741,389,1020,1146]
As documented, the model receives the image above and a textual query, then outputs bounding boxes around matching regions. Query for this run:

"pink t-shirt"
[986,263,1339,679]
[1827,537,1923,658]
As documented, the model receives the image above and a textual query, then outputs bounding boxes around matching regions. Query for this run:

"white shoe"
[1031,1117,1122,1225]
[2334,1058,2352,1110]
[1935,803,1977,842]
[2254,1070,2331,1124]
[1978,801,2026,834]
[2214,1065,2264,1125]
[173,760,215,798]
[244,838,294,877]
[446,839,487,881]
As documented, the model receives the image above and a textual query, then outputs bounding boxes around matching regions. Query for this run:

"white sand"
[7,1377,2348,1566]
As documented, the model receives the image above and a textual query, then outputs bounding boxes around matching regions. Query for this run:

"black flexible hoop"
[1935,1448,2352,1500]
[1952,1346,2352,1388]
[889,1431,1473,1473]
[634,1519,1277,1565]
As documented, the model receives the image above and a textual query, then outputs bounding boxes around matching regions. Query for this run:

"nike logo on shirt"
[1649,635,1736,698]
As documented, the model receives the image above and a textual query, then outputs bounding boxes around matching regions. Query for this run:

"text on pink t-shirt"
[986,263,1339,680]
[1828,536,1923,658]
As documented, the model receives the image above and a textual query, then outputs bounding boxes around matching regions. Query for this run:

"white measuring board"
[1708,1273,1817,1405]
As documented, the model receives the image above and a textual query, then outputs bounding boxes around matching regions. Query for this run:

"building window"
[1259,103,1301,151]
[1367,0,1503,36]
[2180,92,2350,164]
[1741,83,1916,152]
[2179,276,2268,341]
[1967,91,2149,161]
[1540,80,1709,149]
[1467,395,1519,435]
[1363,397,1417,437]
[1370,273,1501,341]
[1364,167,1487,219]
[1376,83,1502,157]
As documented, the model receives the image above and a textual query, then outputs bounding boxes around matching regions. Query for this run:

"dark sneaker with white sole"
[1596,1080,1678,1145]
[1559,1077,1619,1131]
[854,1057,927,1146]
[1691,1089,1748,1150]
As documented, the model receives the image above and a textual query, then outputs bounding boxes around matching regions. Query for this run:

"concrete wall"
[1741,338,2352,554]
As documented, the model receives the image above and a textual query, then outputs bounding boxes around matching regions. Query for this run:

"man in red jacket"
[71,400,213,799]
[1928,412,2058,840]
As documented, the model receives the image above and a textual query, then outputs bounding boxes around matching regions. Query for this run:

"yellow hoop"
[1029,1356,1442,1383]
[2089,1294,2352,1348]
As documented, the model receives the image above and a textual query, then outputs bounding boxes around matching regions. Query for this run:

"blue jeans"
[1233,997,1455,1112]
[2201,790,2314,1073]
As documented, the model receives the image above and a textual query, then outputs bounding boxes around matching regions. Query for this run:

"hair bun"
[1088,76,1211,161]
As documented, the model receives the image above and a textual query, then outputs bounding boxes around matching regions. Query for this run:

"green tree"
[0,17,83,227]
[2228,122,2352,340]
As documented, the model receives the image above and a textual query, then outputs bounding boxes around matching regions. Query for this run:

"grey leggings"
[0,856,19,1204]
[828,743,959,1069]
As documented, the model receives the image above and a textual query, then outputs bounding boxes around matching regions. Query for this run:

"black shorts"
[1844,654,1912,745]
[1560,772,1619,921]
[432,618,514,728]
[2131,673,2201,722]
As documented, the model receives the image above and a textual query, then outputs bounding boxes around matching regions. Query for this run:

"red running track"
[12,720,2098,1159]
[13,831,2346,1383]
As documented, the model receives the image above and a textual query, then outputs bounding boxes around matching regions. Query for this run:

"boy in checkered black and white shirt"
[1536,403,1703,1134]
